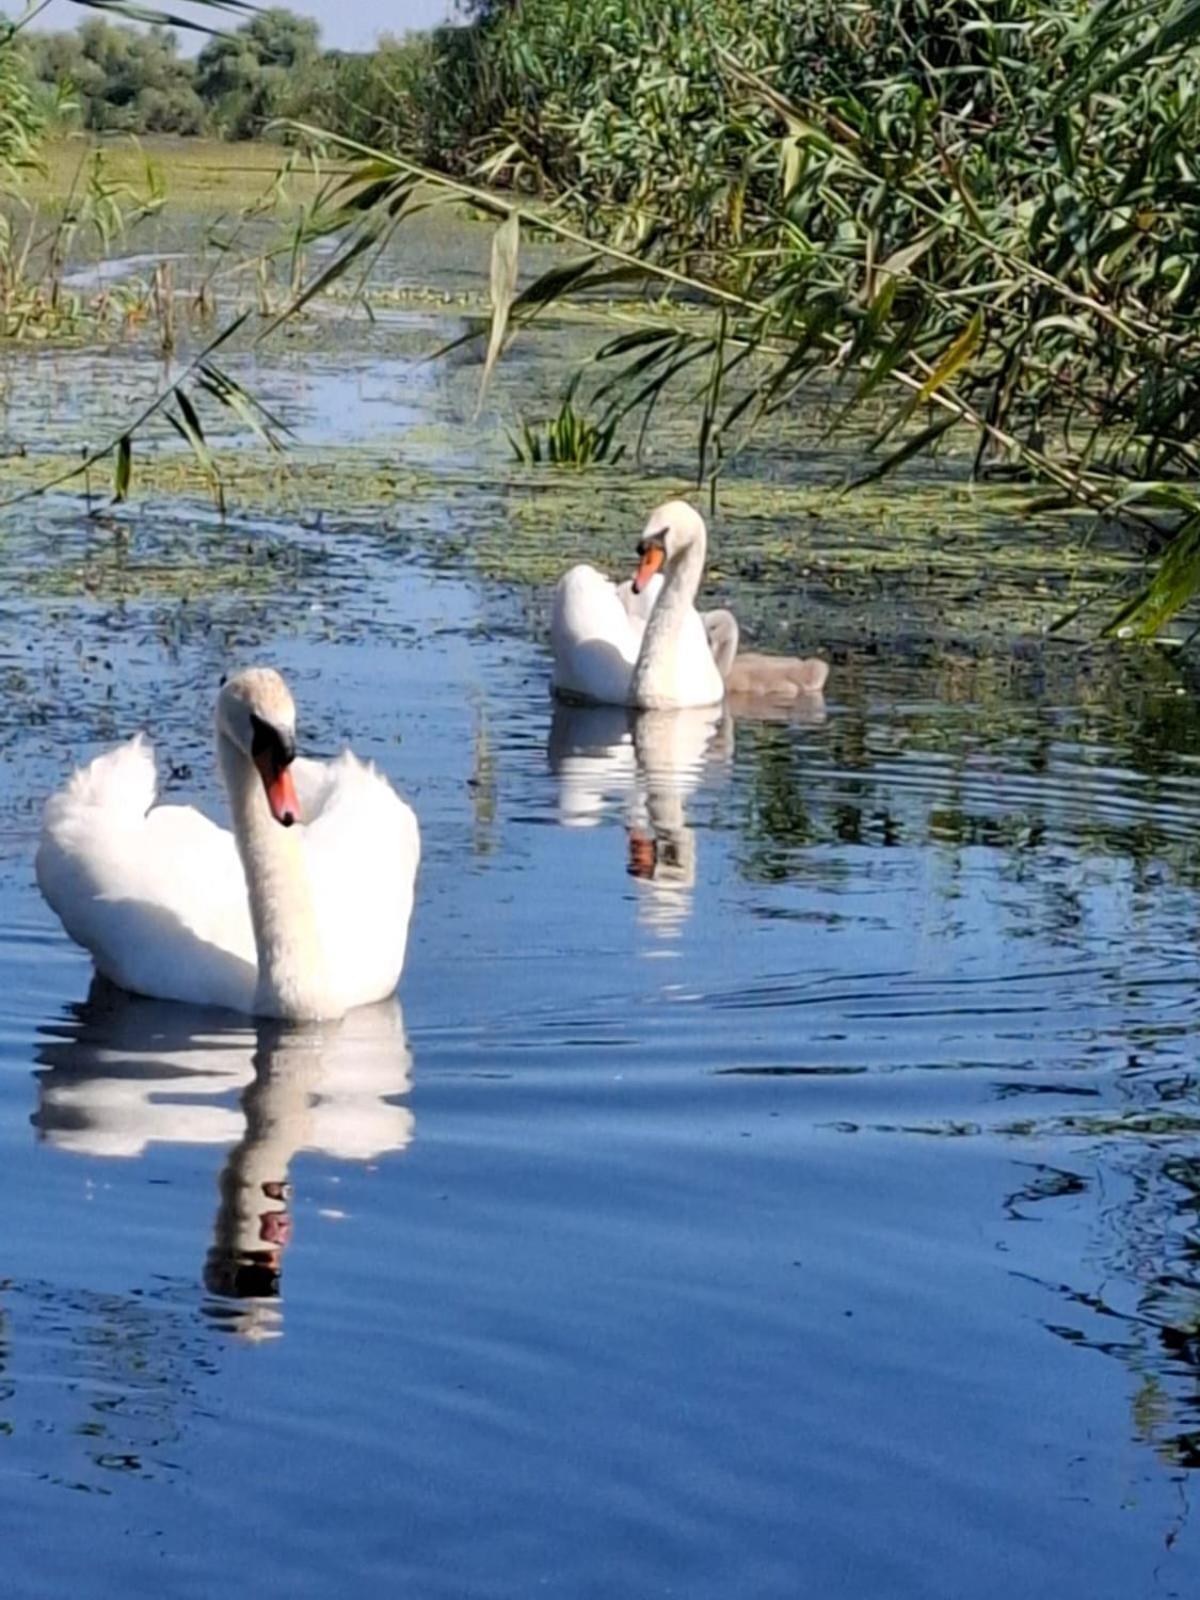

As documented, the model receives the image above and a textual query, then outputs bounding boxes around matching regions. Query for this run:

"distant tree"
[24,19,206,134]
[194,8,320,138]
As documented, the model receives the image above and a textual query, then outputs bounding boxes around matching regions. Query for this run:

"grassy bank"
[23,136,324,213]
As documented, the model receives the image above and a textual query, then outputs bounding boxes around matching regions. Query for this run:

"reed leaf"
[480,211,520,408]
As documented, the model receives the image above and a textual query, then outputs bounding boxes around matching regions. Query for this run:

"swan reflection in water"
[549,691,828,937]
[33,981,415,1338]
[549,703,732,939]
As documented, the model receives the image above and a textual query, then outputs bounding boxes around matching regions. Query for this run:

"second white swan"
[550,500,724,710]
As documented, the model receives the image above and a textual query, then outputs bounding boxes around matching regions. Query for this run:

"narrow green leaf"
[877,226,940,285]
[1060,0,1200,104]
[915,312,984,405]
[1103,511,1200,640]
[479,211,520,410]
[594,328,679,363]
[846,415,958,489]
[260,230,380,339]
[66,1,253,35]
[167,396,224,516]
[510,253,604,310]
[197,362,290,450]
[174,389,209,458]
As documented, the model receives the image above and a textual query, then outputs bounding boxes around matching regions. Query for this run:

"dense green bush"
[23,19,206,134]
[12,6,434,142]
[397,4,1200,467]
[345,0,1200,631]
[194,7,321,138]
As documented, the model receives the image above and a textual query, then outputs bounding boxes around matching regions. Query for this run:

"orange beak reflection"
[632,543,665,595]
[627,829,657,879]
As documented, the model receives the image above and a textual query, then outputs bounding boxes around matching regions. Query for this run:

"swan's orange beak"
[631,542,664,595]
[251,714,300,827]
[253,747,300,827]
[264,765,300,828]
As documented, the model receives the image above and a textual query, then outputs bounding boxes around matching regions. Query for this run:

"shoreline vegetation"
[6,1,1200,639]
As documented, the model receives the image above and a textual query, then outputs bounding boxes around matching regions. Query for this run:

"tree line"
[11,5,430,140]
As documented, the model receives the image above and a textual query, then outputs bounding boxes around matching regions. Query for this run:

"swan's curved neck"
[219,732,329,1018]
[631,529,706,702]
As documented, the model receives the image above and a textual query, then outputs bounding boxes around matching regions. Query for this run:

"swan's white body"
[550,501,724,710]
[36,672,419,1021]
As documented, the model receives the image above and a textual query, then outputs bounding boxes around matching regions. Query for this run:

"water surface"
[2,268,1200,1600]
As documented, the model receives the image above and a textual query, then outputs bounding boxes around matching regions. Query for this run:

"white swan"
[550,499,724,709]
[36,668,419,1020]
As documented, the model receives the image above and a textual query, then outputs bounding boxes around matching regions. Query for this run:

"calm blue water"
[3,389,1200,1597]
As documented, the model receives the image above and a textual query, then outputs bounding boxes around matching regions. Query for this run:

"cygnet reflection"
[548,702,730,938]
[33,981,414,1338]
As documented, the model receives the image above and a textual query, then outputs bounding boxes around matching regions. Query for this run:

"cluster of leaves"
[12,6,397,141]
[0,9,45,184]
[23,18,209,135]
[191,6,320,139]
[509,379,625,467]
[1,143,171,340]
[2,9,165,337]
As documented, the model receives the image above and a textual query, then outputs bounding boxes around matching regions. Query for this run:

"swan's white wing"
[295,753,419,1013]
[550,563,641,705]
[36,735,256,1011]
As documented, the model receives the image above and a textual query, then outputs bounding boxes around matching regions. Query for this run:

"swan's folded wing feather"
[37,735,256,1009]
[297,753,419,1011]
[551,563,642,704]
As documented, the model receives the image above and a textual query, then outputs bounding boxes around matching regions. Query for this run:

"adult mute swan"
[551,499,724,709]
[36,668,419,1021]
